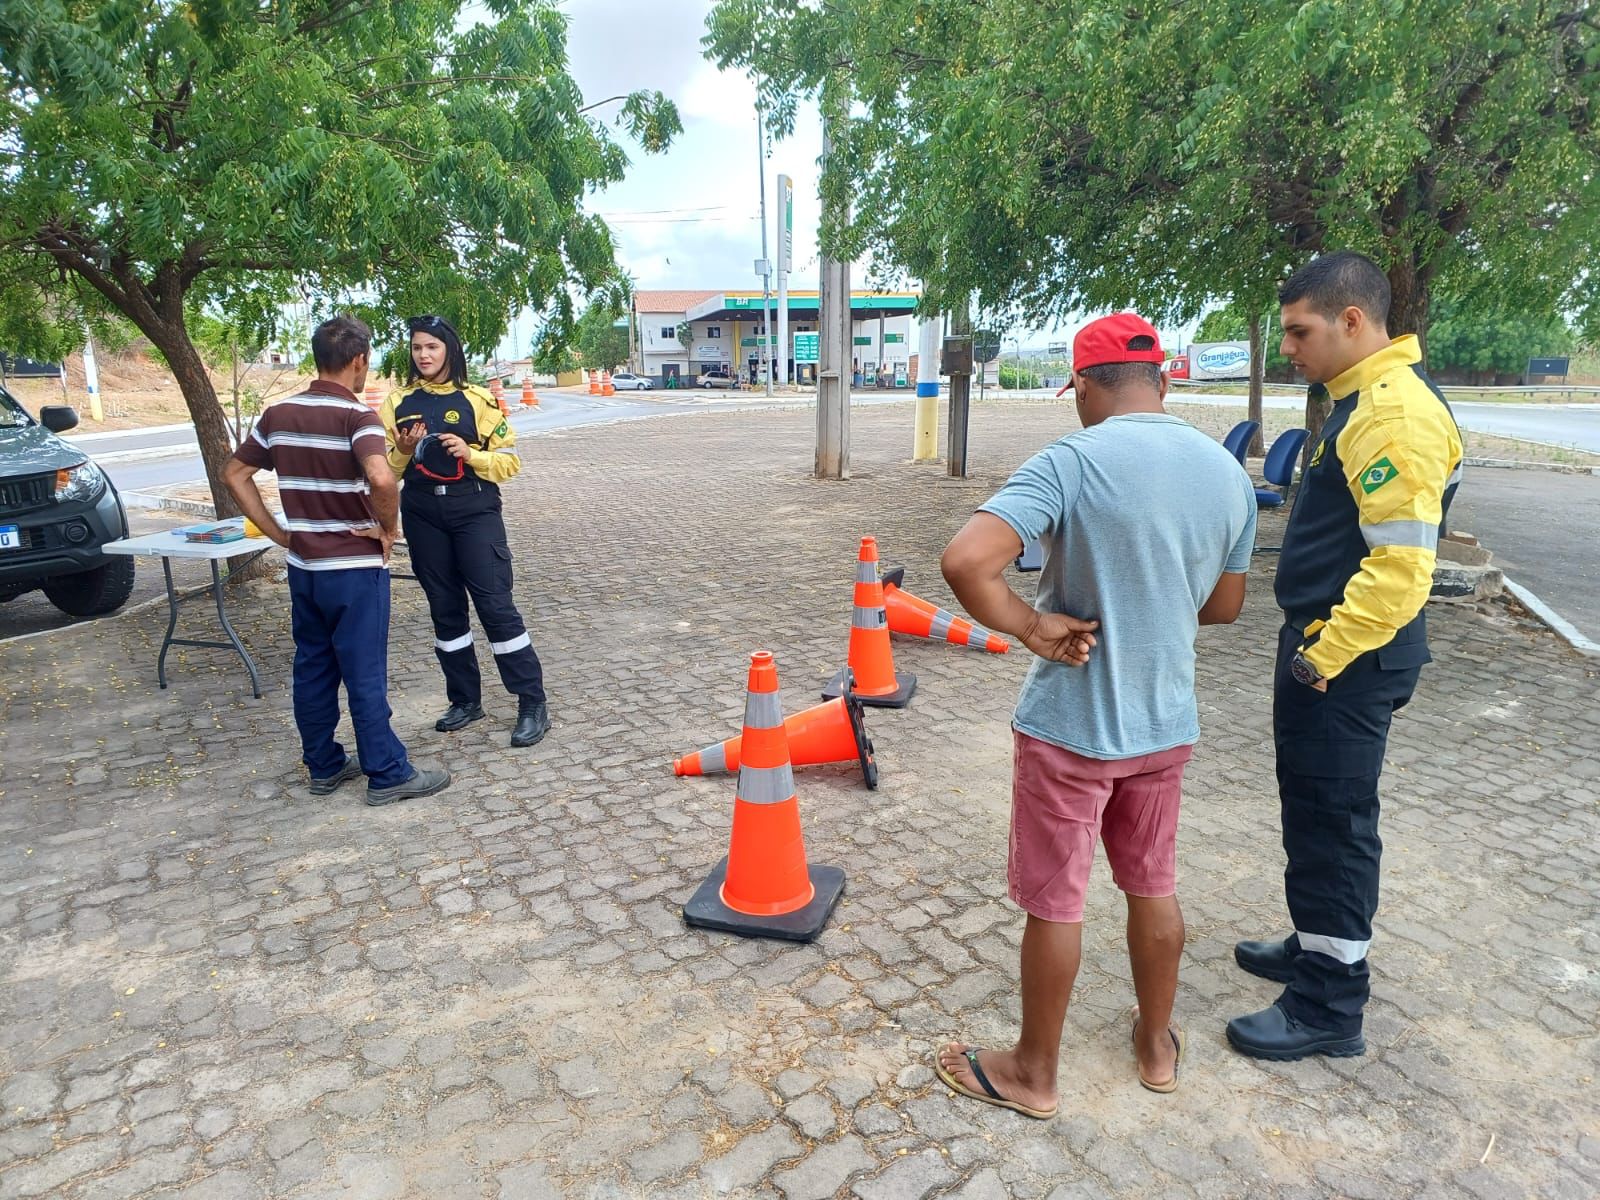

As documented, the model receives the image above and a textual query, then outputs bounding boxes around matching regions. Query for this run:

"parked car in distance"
[610,372,654,391]
[0,385,135,616]
[697,368,738,389]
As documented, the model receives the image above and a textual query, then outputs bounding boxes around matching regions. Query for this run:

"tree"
[1420,300,1574,384]
[707,1,1600,448]
[575,290,632,373]
[1,0,680,517]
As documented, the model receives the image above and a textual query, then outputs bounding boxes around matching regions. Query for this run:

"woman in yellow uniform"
[381,315,549,748]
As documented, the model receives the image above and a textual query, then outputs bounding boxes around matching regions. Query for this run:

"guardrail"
[1166,378,1600,398]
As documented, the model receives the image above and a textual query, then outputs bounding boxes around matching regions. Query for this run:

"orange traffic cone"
[822,537,917,708]
[489,376,504,408]
[521,376,537,408]
[588,368,600,395]
[674,675,877,789]
[602,369,615,397]
[683,651,845,941]
[881,567,1009,653]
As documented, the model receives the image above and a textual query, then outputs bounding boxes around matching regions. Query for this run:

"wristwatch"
[1290,651,1324,688]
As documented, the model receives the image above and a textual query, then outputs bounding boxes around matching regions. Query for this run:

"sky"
[495,0,1197,359]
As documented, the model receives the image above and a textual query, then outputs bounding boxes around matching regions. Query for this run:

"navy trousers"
[1273,621,1424,1034]
[402,484,546,708]
[288,565,411,789]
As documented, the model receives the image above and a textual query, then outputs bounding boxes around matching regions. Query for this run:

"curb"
[123,490,217,516]
[1463,457,1600,476]
[1503,579,1600,659]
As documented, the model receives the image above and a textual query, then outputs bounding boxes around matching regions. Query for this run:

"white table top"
[103,520,276,560]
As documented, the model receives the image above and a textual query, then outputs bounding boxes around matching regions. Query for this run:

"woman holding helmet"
[381,314,550,748]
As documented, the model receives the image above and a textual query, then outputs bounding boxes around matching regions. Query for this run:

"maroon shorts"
[1008,731,1194,923]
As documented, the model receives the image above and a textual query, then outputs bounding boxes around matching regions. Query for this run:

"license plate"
[0,525,19,550]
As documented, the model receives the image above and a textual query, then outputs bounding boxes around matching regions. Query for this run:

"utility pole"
[757,112,773,396]
[947,299,972,477]
[815,87,850,479]
[776,174,792,387]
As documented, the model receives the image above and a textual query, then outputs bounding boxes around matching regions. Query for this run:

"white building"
[632,288,923,386]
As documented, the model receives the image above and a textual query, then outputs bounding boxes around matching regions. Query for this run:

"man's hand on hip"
[356,524,398,564]
[1020,611,1099,666]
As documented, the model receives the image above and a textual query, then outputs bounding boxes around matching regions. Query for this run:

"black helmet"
[413,432,465,482]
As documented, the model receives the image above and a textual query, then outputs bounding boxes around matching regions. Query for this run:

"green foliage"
[575,296,632,371]
[0,0,679,501]
[706,1,1600,339]
[1426,299,1574,379]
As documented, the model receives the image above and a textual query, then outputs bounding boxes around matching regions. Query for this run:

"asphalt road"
[1164,390,1600,454]
[76,387,909,495]
[1449,466,1600,643]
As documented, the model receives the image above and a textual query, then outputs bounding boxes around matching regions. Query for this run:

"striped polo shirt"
[232,380,389,571]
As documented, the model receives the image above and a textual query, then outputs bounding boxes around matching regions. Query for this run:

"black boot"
[435,702,486,733]
[1234,936,1297,983]
[1226,1004,1365,1061]
[510,699,551,748]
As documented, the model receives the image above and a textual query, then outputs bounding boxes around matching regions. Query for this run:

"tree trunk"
[143,321,239,521]
[1246,314,1266,458]
[1386,256,1431,358]
[1304,387,1332,466]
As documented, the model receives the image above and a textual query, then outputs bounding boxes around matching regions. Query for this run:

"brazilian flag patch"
[494,420,508,438]
[1361,457,1400,493]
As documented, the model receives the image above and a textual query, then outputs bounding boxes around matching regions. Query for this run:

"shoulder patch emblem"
[1361,457,1400,494]
[494,420,509,438]
[444,409,461,424]
[1309,440,1326,468]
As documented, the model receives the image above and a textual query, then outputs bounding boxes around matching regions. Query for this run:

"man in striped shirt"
[224,315,450,806]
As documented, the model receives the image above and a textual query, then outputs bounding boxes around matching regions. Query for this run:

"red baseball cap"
[1072,313,1166,372]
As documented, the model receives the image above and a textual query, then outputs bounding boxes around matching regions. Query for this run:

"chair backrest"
[1221,420,1260,464]
[1262,428,1311,487]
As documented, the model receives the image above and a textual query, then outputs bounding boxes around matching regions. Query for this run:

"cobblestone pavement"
[2,400,1597,1200]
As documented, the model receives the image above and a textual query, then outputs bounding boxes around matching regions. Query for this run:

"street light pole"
[757,111,773,397]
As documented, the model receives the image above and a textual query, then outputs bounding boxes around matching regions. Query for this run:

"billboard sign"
[1190,341,1251,380]
[794,332,820,363]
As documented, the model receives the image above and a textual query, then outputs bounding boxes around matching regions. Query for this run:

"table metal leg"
[211,559,263,699]
[157,556,179,690]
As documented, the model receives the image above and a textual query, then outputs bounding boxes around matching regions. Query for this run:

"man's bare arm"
[941,513,1097,665]
[222,459,290,549]
[1198,571,1246,625]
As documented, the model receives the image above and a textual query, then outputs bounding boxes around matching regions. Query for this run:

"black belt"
[410,477,490,496]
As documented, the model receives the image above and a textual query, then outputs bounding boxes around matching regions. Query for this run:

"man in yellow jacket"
[1228,253,1462,1061]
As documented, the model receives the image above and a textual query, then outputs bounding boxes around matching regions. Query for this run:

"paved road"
[83,389,905,494]
[1165,390,1600,454]
[3,399,1596,1200]
[1450,467,1600,641]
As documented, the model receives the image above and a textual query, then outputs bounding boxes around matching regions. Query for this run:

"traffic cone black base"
[683,858,846,942]
[822,666,917,709]
[842,690,880,790]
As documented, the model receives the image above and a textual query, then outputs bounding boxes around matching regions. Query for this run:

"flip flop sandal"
[1130,1007,1185,1094]
[933,1045,1058,1120]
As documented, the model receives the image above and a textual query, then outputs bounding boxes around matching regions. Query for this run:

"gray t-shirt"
[979,412,1257,760]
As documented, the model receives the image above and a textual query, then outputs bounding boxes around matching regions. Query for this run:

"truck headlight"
[54,460,107,504]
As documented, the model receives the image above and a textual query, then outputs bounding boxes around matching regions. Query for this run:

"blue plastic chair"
[1221,420,1260,466]
[1255,428,1310,508]
[1015,538,1044,572]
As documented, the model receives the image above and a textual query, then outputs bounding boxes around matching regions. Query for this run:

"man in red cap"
[936,313,1257,1115]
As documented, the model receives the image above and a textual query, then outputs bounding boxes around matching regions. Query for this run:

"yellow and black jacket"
[1276,336,1463,680]
[380,380,520,486]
